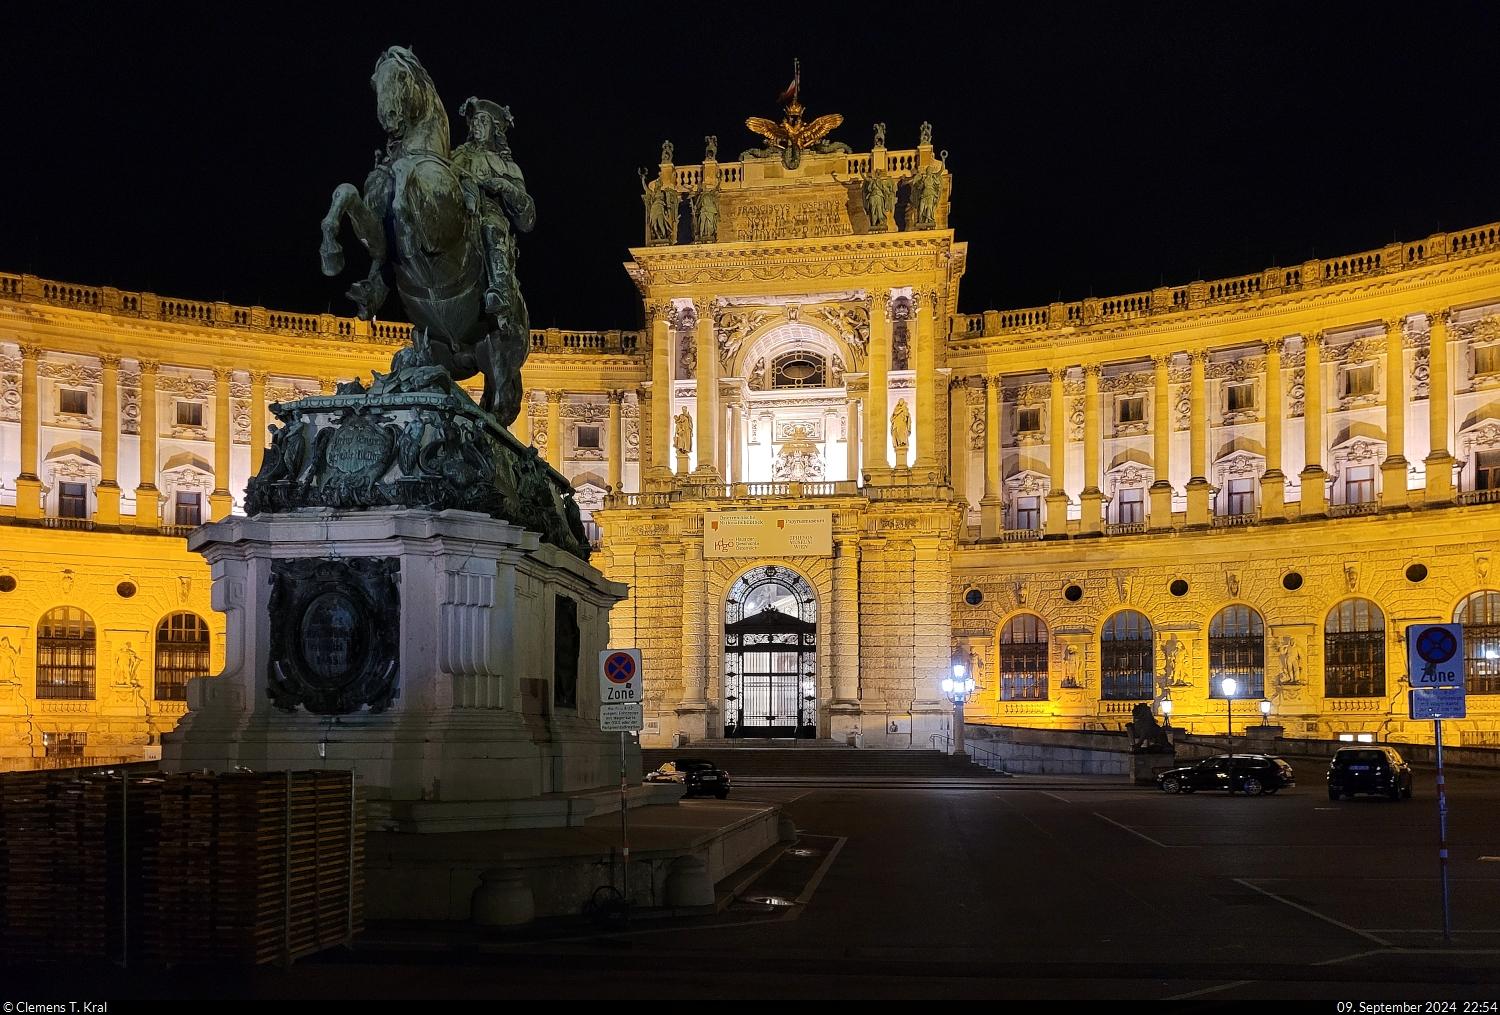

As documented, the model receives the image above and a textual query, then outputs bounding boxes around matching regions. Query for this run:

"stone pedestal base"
[1185,478,1211,527]
[162,508,629,830]
[1131,751,1175,785]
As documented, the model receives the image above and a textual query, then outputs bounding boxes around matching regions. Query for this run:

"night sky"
[3,4,1498,332]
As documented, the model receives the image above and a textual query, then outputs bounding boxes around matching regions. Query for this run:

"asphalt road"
[14,768,1500,1000]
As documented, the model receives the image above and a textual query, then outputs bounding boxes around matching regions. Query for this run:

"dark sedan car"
[645,758,731,798]
[1327,747,1413,801]
[1157,754,1295,796]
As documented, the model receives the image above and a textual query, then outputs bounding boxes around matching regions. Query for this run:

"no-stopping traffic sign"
[599,647,643,704]
[1407,623,1464,687]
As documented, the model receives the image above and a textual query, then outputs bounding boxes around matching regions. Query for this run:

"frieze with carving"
[156,373,214,400]
[38,360,102,387]
[0,360,18,423]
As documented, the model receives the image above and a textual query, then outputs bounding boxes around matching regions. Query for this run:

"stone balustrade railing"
[0,272,415,345]
[528,328,643,355]
[949,220,1500,339]
[669,149,925,194]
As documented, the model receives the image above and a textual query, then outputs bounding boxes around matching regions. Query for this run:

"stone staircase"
[642,742,1002,781]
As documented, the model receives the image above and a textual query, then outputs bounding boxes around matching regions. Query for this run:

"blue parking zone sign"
[1407,623,1464,687]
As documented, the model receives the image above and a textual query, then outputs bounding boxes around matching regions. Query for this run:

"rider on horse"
[451,97,535,330]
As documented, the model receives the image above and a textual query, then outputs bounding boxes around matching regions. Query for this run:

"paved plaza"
[15,767,1500,999]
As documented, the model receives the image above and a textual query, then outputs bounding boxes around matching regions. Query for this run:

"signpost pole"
[620,729,629,895]
[1435,717,1451,943]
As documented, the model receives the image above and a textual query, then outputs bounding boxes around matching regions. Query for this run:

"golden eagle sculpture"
[743,59,851,169]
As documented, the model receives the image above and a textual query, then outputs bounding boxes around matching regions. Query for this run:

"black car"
[1157,754,1295,796]
[644,758,731,798]
[1327,747,1413,801]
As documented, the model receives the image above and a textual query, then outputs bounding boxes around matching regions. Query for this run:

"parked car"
[1327,747,1413,801]
[645,758,731,798]
[1157,754,1296,796]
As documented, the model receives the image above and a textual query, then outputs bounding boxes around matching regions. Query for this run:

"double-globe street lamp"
[942,663,976,757]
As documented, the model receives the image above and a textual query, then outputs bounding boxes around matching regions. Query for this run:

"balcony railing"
[1210,512,1257,528]
[1103,521,1148,536]
[42,516,95,531]
[1458,488,1500,506]
[999,528,1042,542]
[1329,501,1379,518]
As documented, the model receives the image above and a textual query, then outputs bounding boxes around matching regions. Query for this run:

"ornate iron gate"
[724,565,817,738]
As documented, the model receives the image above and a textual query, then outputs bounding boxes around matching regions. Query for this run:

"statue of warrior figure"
[690,179,720,243]
[452,98,536,323]
[861,168,897,231]
[908,164,942,230]
[640,170,679,244]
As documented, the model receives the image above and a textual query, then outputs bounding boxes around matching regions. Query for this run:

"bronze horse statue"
[318,47,532,425]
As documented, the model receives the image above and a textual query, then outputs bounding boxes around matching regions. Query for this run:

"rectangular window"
[576,425,600,449]
[59,482,88,519]
[1017,407,1042,433]
[1118,488,1144,524]
[59,389,89,415]
[1118,396,1144,423]
[42,732,86,758]
[1226,477,1255,516]
[176,401,204,427]
[175,491,201,526]
[1226,383,1255,412]
[1346,465,1375,504]
[1344,365,1375,397]
[1477,345,1500,375]
[1478,451,1500,492]
[1016,496,1040,531]
[553,595,579,710]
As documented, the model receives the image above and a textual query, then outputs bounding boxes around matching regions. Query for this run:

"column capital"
[1150,352,1173,370]
[607,389,625,404]
[318,375,338,394]
[1303,332,1324,353]
[1425,307,1451,327]
[646,300,673,323]
[546,389,565,404]
[1188,348,1209,365]
[98,353,123,370]
[1048,366,1068,383]
[1262,337,1285,355]
[213,366,235,383]
[1082,362,1103,379]
[248,370,270,385]
[137,357,160,374]
[18,343,42,361]
[1386,316,1410,337]
[691,297,713,317]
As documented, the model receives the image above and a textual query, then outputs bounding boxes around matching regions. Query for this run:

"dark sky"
[3,4,1498,332]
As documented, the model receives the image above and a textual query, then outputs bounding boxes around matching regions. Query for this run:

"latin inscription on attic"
[727,194,853,242]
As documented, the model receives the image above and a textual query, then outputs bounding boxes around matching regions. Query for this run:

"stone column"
[864,290,891,477]
[1081,364,1103,534]
[678,539,710,734]
[1045,367,1069,536]
[210,367,234,521]
[249,371,268,477]
[948,376,969,514]
[607,389,624,492]
[1425,309,1454,504]
[1186,350,1211,526]
[96,354,122,524]
[728,399,743,485]
[1260,339,1286,520]
[545,390,563,471]
[1149,353,1173,529]
[636,385,654,477]
[832,534,860,702]
[1299,334,1327,518]
[844,375,865,485]
[1381,317,1409,509]
[649,303,672,477]
[15,345,41,519]
[693,301,719,479]
[913,291,937,470]
[135,359,159,529]
[979,376,1003,537]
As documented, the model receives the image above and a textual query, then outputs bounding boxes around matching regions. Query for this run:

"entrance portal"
[724,565,817,738]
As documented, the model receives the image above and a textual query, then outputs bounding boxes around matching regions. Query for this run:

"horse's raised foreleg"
[320,184,389,277]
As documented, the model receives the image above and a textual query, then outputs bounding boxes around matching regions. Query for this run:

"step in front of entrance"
[642,747,1002,779]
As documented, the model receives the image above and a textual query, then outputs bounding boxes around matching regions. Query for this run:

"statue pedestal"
[1130,751,1175,785]
[162,507,634,831]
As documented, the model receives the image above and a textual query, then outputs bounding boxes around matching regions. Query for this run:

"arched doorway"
[724,565,817,738]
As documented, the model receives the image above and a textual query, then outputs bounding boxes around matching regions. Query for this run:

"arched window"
[1324,598,1385,698]
[999,614,1048,700]
[155,612,210,700]
[1101,610,1154,700]
[36,607,96,699]
[1208,605,1265,698]
[1455,591,1500,694]
[770,350,827,389]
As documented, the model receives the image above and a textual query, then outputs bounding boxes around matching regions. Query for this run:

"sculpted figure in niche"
[639,169,679,244]
[690,178,720,244]
[0,636,20,683]
[908,164,941,230]
[1161,634,1189,686]
[115,642,142,686]
[1275,636,1304,685]
[890,398,911,453]
[1060,644,1083,688]
[673,408,694,457]
[860,168,897,232]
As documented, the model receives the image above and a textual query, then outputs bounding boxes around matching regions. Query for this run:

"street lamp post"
[1259,697,1272,729]
[1221,676,1238,738]
[941,663,976,757]
[1159,697,1173,727]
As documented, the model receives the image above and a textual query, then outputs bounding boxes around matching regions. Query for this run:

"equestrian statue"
[319,46,533,426]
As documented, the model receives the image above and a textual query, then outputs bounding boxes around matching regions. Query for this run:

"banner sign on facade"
[705,510,833,558]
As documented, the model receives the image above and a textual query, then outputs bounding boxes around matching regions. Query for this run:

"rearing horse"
[318,46,530,425]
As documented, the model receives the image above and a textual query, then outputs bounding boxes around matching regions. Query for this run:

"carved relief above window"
[0,356,19,422]
[232,399,250,444]
[1068,398,1084,441]
[1173,388,1192,431]
[1287,368,1306,418]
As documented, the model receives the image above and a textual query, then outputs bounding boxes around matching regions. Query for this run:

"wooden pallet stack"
[0,768,362,966]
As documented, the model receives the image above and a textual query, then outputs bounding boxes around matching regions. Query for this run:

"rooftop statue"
[318,46,532,426]
[908,163,942,230]
[742,60,851,170]
[690,177,720,244]
[640,169,680,245]
[861,168,897,231]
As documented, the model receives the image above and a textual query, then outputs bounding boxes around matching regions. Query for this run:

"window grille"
[43,731,86,758]
[770,351,827,389]
[1455,590,1500,694]
[1324,598,1386,697]
[36,606,96,699]
[1000,614,1048,700]
[155,612,210,700]
[723,566,817,737]
[59,482,88,519]
[1100,610,1154,700]
[1208,605,1264,697]
[576,425,600,449]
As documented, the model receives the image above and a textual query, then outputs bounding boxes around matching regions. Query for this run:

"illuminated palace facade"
[4,119,1500,765]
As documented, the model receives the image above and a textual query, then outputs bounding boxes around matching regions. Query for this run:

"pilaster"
[1045,367,1069,537]
[1260,339,1286,521]
[96,353,122,525]
[134,358,160,529]
[1149,353,1174,529]
[979,375,1003,538]
[545,390,563,471]
[1186,350,1211,526]
[607,390,624,492]
[1299,334,1327,518]
[1381,317,1409,509]
[864,289,891,479]
[1080,363,1103,534]
[15,344,41,519]
[1424,308,1454,504]
[692,300,719,480]
[210,366,234,521]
